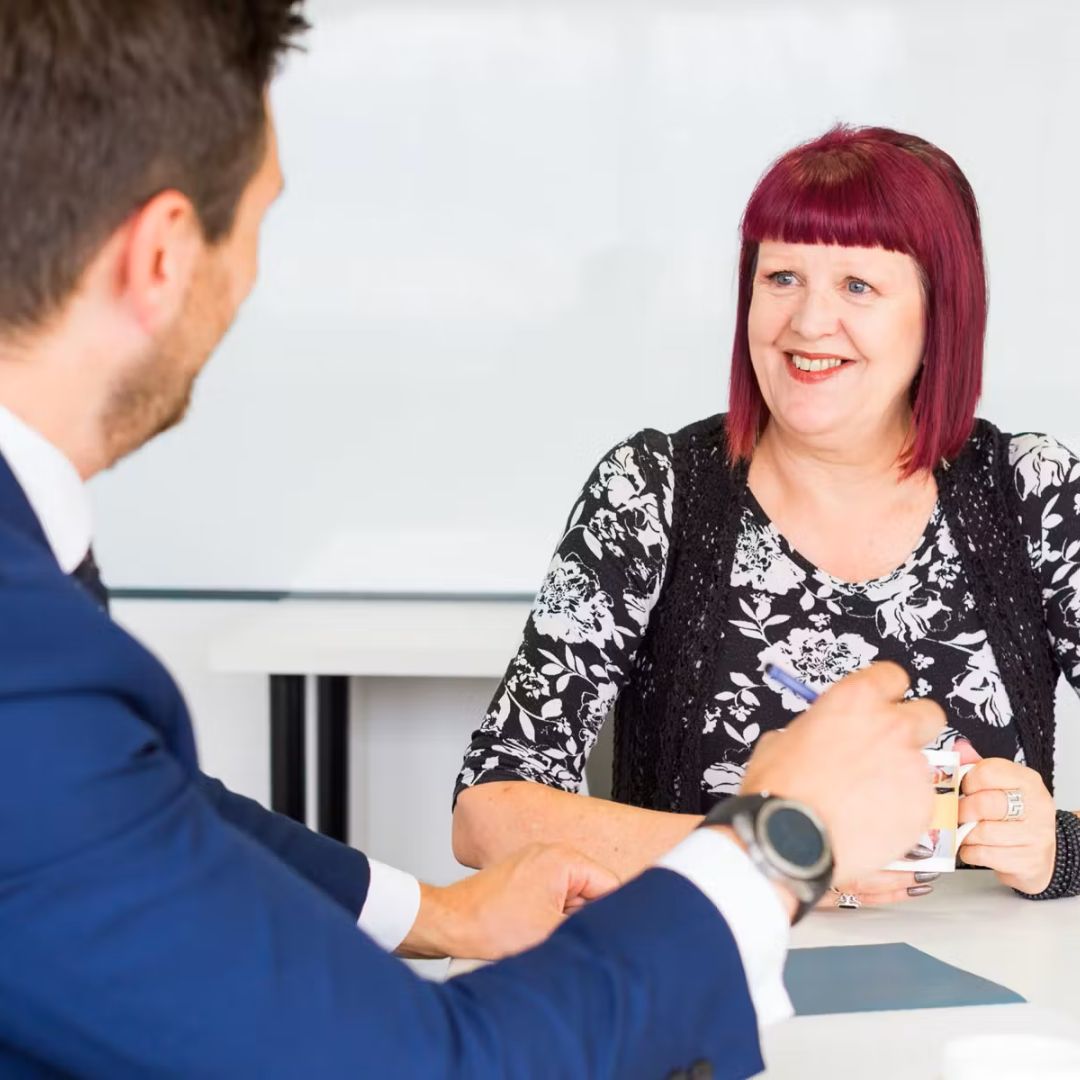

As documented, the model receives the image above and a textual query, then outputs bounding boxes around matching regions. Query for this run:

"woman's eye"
[767,271,797,287]
[846,278,873,295]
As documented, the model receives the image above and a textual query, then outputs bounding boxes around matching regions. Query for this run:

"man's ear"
[117,190,204,334]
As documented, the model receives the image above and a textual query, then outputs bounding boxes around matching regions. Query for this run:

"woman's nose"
[787,287,841,341]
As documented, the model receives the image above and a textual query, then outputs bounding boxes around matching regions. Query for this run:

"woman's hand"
[956,740,1057,895]
[817,870,937,909]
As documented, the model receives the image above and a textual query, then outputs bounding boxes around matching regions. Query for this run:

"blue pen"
[764,664,819,704]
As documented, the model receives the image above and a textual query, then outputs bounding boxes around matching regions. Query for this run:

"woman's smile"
[784,351,857,384]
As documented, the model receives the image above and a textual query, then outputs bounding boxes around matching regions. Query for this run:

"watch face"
[764,804,826,872]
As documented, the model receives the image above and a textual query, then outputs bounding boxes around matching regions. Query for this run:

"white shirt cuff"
[356,859,422,952]
[658,828,794,1027]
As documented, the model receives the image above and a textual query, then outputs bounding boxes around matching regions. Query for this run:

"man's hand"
[398,843,620,961]
[739,662,945,886]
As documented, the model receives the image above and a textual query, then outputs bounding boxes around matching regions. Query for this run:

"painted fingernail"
[914,872,940,884]
[907,885,934,897]
[906,844,935,860]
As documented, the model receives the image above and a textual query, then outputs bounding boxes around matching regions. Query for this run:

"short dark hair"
[0,0,308,332]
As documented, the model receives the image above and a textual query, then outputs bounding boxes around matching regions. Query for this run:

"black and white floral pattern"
[455,428,1080,803]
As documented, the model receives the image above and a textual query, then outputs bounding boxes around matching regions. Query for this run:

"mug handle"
[957,763,978,844]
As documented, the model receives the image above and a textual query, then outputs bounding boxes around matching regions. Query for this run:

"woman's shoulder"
[1004,430,1080,504]
[609,412,729,460]
[575,428,674,526]
[667,411,728,447]
[586,413,733,497]
[589,426,673,483]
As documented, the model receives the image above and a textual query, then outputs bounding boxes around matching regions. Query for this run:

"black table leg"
[317,676,349,843]
[270,674,306,823]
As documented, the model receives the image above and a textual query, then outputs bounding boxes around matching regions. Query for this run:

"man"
[0,3,943,1077]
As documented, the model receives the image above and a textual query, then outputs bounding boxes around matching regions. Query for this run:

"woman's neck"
[746,412,938,583]
[750,414,922,511]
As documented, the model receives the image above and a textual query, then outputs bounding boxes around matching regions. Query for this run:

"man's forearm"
[198,773,371,913]
[395,882,462,960]
[453,780,702,879]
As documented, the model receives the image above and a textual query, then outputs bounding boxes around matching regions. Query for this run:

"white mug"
[885,749,977,873]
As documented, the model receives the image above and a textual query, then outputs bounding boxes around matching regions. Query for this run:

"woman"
[453,125,1079,907]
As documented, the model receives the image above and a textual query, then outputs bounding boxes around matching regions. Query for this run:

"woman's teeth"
[790,354,845,372]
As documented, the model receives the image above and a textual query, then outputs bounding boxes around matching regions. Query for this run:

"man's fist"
[740,662,944,885]
[399,843,620,961]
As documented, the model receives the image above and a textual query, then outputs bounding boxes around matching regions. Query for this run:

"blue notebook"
[784,943,1025,1016]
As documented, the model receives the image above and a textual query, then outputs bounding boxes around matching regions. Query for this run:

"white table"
[209,598,531,838]
[766,869,1080,1077]
[450,870,1080,1078]
[210,599,532,679]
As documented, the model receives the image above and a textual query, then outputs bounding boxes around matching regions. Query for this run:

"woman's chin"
[766,402,855,444]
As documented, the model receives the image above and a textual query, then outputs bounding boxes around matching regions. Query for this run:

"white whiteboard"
[92,0,1080,594]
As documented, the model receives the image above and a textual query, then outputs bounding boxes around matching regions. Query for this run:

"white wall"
[92,0,1080,595]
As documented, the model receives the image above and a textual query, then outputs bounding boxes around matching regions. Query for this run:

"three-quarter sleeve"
[454,429,674,801]
[1009,433,1080,691]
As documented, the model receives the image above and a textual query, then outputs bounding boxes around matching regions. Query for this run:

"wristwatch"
[701,794,833,923]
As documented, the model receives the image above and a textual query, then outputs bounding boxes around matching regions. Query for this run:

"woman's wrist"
[1015,810,1080,901]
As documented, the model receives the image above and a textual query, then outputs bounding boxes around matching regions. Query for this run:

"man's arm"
[197,772,372,913]
[1,689,763,1079]
[199,776,426,952]
[197,773,621,960]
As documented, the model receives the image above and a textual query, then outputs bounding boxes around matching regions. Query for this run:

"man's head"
[0,1,307,474]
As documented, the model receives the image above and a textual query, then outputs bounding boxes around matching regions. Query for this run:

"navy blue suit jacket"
[0,455,764,1078]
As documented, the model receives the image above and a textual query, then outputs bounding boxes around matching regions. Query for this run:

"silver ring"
[835,892,861,909]
[1003,789,1025,821]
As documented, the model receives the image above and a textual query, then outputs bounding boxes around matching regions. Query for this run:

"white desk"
[766,870,1080,1077]
[210,599,532,679]
[449,870,1080,1078]
[209,598,531,838]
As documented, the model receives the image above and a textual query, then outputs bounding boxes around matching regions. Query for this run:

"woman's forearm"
[452,780,702,881]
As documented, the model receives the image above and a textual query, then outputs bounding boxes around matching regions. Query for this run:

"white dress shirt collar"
[0,403,92,573]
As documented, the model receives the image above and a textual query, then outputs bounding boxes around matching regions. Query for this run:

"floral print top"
[455,427,1080,804]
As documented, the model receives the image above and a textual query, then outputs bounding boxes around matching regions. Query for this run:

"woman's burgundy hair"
[726,125,987,474]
